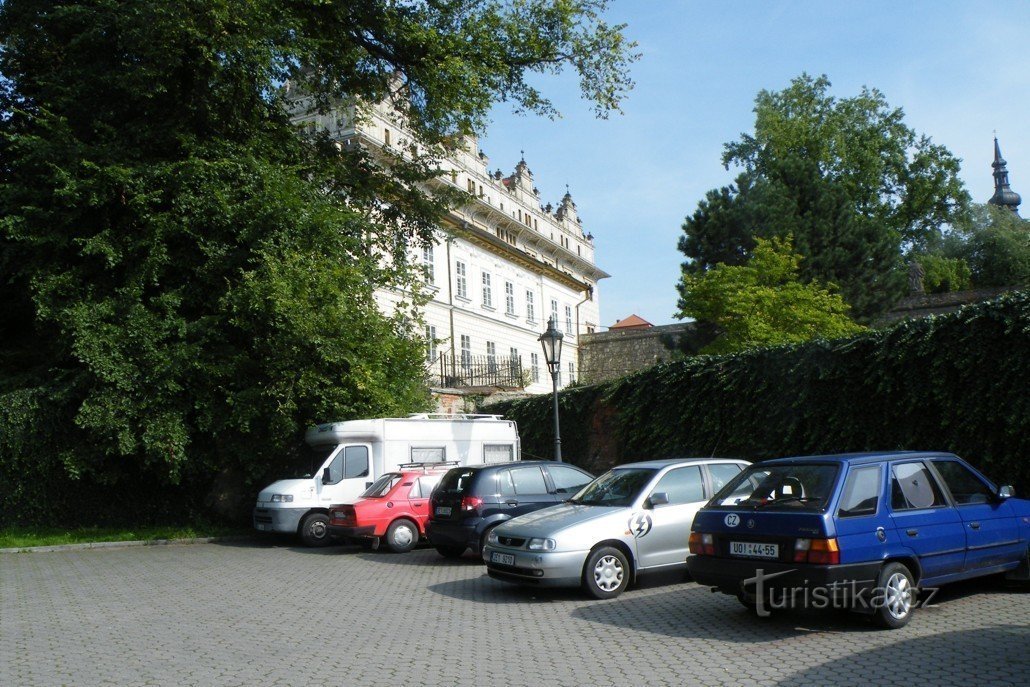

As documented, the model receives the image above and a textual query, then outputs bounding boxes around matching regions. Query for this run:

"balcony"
[428,355,525,390]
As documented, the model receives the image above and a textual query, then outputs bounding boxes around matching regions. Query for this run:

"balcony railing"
[428,354,525,389]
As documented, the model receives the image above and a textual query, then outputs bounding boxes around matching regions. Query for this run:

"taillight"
[794,537,839,565]
[460,495,483,512]
[688,532,715,556]
[330,505,356,524]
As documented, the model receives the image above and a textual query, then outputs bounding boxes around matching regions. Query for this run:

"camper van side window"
[484,444,514,463]
[343,446,369,480]
[411,447,445,463]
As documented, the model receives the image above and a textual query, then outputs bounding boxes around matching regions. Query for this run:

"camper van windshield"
[300,446,337,478]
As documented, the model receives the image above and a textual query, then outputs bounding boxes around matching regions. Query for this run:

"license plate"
[730,541,779,559]
[435,506,451,516]
[491,552,515,566]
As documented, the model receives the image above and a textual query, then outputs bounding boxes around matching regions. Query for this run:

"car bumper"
[687,556,883,599]
[482,545,588,587]
[328,525,376,539]
[426,520,479,550]
[253,506,306,534]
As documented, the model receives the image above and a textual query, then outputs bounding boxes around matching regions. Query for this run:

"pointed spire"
[989,136,1021,215]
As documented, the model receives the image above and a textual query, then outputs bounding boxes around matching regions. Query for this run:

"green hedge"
[492,290,1030,495]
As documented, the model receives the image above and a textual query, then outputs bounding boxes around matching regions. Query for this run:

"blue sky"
[478,0,1030,327]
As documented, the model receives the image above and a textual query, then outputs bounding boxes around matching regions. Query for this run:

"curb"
[0,535,256,554]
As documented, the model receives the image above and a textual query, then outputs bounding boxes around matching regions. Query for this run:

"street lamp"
[538,316,564,462]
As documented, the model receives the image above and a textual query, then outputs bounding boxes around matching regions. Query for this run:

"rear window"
[711,463,840,511]
[437,468,477,495]
[361,473,403,498]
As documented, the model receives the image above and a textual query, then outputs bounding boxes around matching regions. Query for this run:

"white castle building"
[292,94,608,398]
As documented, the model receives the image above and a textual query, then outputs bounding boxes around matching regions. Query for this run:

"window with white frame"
[565,305,573,335]
[460,335,471,370]
[550,299,559,329]
[425,325,438,363]
[531,353,540,383]
[482,272,492,307]
[568,361,575,385]
[526,291,535,322]
[456,261,467,299]
[486,341,497,372]
[422,244,435,284]
[505,281,515,315]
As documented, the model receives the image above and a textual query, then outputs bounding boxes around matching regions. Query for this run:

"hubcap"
[885,572,912,619]
[593,555,624,592]
[310,521,327,539]
[394,525,415,547]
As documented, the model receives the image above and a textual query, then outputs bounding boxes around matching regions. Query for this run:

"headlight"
[527,538,556,551]
[487,529,500,545]
[270,494,294,503]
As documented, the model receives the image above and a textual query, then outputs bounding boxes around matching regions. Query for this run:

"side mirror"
[648,492,669,508]
[322,467,332,485]
[998,485,1015,500]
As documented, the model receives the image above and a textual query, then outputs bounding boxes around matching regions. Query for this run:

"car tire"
[299,513,331,547]
[873,562,916,629]
[583,546,630,600]
[434,545,466,559]
[385,519,419,554]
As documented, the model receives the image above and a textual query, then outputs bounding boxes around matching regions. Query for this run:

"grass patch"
[0,525,251,549]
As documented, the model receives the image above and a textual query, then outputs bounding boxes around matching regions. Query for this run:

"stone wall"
[877,288,1011,325]
[578,323,692,384]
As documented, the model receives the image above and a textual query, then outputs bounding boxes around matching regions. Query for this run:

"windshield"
[361,473,403,498]
[298,445,337,478]
[710,463,840,511]
[570,468,657,507]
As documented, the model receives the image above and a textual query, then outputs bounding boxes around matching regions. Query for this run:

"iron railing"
[428,354,525,389]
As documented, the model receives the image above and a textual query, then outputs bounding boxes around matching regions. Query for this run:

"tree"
[943,204,1030,288]
[677,236,864,354]
[0,0,637,522]
[677,74,969,321]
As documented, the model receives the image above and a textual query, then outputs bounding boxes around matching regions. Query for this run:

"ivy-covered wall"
[491,291,1030,495]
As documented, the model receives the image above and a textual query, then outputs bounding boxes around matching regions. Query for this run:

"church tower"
[989,137,1021,215]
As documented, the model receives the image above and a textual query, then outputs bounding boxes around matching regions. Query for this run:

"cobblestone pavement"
[2,539,1028,687]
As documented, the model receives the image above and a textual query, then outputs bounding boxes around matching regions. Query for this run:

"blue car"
[686,451,1030,628]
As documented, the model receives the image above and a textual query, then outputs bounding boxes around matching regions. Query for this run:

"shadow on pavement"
[427,576,591,604]
[775,625,1030,686]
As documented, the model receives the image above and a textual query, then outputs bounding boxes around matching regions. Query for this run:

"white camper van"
[253,414,521,545]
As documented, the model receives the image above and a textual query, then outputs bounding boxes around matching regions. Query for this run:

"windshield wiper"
[753,496,821,509]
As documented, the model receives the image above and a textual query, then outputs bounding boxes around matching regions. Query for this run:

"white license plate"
[491,552,515,566]
[435,506,451,516]
[730,541,779,559]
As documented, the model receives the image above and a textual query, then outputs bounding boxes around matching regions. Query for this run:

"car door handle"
[906,529,919,537]
[505,499,518,507]
[969,522,981,530]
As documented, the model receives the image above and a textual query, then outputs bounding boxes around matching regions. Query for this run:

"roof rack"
[405,413,504,421]
[397,461,461,471]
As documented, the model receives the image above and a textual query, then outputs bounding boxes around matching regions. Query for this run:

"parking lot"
[1,539,1028,687]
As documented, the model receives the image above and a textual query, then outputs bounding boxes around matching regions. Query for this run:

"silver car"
[482,458,750,599]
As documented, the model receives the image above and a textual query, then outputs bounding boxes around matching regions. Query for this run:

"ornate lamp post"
[538,316,564,462]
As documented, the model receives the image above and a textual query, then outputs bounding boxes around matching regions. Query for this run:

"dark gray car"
[426,461,594,558]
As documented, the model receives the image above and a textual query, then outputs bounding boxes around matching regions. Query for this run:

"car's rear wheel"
[385,519,419,553]
[434,545,466,559]
[583,546,630,599]
[874,562,916,629]
[299,513,331,547]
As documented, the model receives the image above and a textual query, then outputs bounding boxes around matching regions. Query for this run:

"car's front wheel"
[583,546,630,599]
[299,513,331,547]
[874,562,916,629]
[385,519,419,553]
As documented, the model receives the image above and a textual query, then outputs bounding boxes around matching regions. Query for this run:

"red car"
[328,465,450,553]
